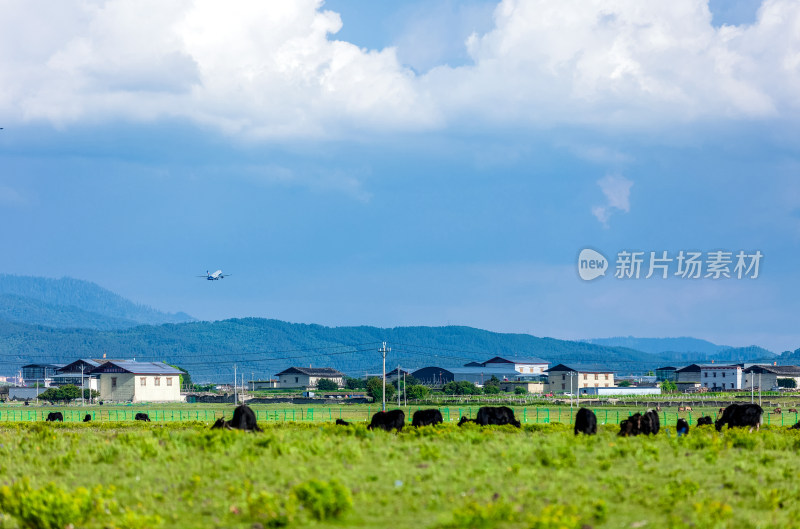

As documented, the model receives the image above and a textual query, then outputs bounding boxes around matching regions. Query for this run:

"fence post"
[523,409,527,423]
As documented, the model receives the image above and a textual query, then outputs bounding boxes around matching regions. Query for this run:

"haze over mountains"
[0,275,788,383]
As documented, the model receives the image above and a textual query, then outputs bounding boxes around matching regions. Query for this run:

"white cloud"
[592,173,632,227]
[1,0,800,138]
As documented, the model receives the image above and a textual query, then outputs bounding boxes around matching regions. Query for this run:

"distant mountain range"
[585,336,776,365]
[0,275,193,328]
[0,274,791,383]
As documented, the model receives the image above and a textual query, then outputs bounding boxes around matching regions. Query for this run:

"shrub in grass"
[0,479,107,529]
[247,490,297,527]
[292,478,352,520]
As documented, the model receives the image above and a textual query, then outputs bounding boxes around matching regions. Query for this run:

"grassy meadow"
[1,420,800,529]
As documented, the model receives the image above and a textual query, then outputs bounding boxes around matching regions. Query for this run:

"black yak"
[135,413,151,422]
[46,412,63,422]
[574,408,597,435]
[715,403,763,432]
[211,405,262,432]
[618,409,660,436]
[83,414,92,422]
[475,406,521,428]
[696,416,713,427]
[368,409,405,432]
[335,418,351,426]
[412,409,443,427]
[457,416,477,426]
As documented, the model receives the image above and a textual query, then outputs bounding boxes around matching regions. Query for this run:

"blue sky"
[1,0,799,352]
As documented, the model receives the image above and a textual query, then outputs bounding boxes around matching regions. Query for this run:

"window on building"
[166,377,172,386]
[562,374,565,380]
[722,373,726,378]
[295,377,299,383]
[594,383,598,387]
[154,377,160,386]
[111,377,117,388]
[705,372,708,377]
[140,377,146,386]
[605,374,609,380]
[605,383,609,387]
[594,374,598,380]
[583,374,587,380]
[713,372,717,378]
[561,383,565,390]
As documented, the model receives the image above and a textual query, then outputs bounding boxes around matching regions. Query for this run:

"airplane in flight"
[199,270,230,280]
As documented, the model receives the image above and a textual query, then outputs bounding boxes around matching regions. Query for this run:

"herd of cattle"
[40,402,791,435]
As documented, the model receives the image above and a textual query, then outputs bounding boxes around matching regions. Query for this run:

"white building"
[481,356,549,375]
[275,367,345,389]
[743,365,800,390]
[700,364,743,391]
[92,361,184,402]
[546,364,615,394]
[579,386,661,396]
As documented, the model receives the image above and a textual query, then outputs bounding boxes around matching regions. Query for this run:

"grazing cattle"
[656,406,662,412]
[83,414,92,423]
[475,406,521,428]
[457,416,477,426]
[676,418,689,437]
[696,416,713,426]
[618,415,639,437]
[574,408,597,436]
[618,409,659,436]
[790,422,800,430]
[135,413,151,422]
[715,403,763,432]
[412,409,443,427]
[789,408,798,413]
[335,418,351,426]
[774,408,782,415]
[46,412,63,422]
[684,406,692,412]
[211,405,262,432]
[678,407,685,412]
[368,409,405,432]
[641,409,660,435]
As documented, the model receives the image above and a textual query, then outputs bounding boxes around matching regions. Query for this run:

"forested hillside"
[0,318,658,382]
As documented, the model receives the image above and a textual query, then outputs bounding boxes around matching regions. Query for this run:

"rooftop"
[275,367,346,378]
[90,361,184,375]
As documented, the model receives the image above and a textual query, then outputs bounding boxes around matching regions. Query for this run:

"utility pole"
[759,372,762,407]
[751,369,754,404]
[80,364,85,406]
[251,372,254,392]
[570,372,574,410]
[234,364,238,405]
[397,365,401,407]
[380,343,389,412]
[403,371,407,406]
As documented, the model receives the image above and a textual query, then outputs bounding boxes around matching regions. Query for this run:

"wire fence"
[1,407,798,427]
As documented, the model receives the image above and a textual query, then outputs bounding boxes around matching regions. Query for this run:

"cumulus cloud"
[592,174,632,227]
[1,0,800,138]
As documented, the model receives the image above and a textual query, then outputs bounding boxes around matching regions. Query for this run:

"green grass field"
[1,420,800,529]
